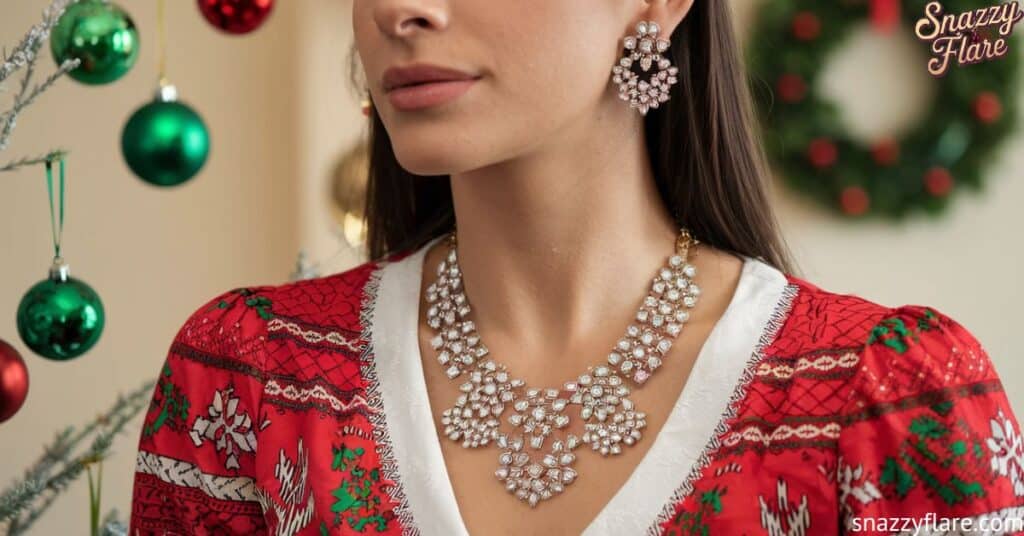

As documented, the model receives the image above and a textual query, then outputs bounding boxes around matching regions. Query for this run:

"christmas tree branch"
[0,149,67,173]
[0,378,156,535]
[0,0,80,167]
[0,57,80,153]
[6,486,58,536]
[0,0,74,83]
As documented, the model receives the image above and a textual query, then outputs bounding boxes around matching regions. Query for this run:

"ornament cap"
[48,257,70,282]
[156,83,178,103]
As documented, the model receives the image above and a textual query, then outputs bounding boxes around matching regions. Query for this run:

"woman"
[129,0,1024,534]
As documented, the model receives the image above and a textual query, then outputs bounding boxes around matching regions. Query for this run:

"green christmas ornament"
[122,85,210,187]
[50,0,140,85]
[17,258,105,361]
[16,157,106,361]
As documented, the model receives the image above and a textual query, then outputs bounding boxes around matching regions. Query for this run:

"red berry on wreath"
[792,12,821,41]
[870,0,901,34]
[839,186,870,215]
[807,137,838,168]
[777,74,807,103]
[973,91,1002,124]
[924,166,954,196]
[871,137,900,166]
[970,27,997,44]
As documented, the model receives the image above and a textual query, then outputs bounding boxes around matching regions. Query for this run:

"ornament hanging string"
[44,156,66,261]
[157,0,168,86]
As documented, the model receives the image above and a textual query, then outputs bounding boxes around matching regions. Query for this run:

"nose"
[373,0,449,39]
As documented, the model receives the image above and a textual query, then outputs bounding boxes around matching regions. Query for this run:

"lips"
[385,78,478,111]
[382,63,480,92]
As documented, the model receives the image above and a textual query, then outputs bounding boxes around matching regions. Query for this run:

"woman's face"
[352,0,637,176]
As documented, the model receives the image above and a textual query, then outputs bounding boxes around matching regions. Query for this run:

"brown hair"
[349,2,799,276]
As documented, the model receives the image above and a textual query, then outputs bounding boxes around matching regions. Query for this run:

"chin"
[392,145,467,177]
[389,129,496,176]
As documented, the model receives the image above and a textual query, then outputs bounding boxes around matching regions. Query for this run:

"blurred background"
[0,1,1021,533]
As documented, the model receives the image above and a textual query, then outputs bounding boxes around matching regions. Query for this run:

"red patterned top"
[129,240,1024,535]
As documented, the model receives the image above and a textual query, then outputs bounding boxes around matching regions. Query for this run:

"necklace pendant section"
[440,359,522,448]
[572,365,647,456]
[495,432,582,507]
[509,387,572,450]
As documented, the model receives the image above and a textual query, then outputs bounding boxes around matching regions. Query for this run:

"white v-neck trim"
[367,235,791,536]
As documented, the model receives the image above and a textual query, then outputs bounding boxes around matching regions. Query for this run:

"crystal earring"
[611,21,679,116]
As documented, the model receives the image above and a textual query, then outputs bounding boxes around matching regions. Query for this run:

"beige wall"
[1,1,1021,534]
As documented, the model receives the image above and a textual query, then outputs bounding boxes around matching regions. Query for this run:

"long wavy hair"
[348,3,798,276]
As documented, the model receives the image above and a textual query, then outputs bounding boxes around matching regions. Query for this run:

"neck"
[436,118,682,363]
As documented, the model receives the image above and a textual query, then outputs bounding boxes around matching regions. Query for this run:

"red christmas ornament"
[973,91,1002,124]
[839,185,870,215]
[791,11,822,41]
[807,137,838,169]
[197,0,274,34]
[870,0,901,34]
[0,339,29,424]
[924,166,954,196]
[777,74,807,103]
[871,137,900,166]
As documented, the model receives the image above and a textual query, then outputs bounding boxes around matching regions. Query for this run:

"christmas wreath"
[747,0,1020,218]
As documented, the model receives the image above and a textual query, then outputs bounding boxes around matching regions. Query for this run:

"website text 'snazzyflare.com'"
[849,513,1024,534]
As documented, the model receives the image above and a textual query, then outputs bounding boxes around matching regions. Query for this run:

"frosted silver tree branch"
[0,149,67,173]
[0,378,155,535]
[0,0,80,171]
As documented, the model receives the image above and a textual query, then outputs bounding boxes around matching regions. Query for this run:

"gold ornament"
[330,139,370,249]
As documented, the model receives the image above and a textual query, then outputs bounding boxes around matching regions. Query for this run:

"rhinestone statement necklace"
[425,229,701,508]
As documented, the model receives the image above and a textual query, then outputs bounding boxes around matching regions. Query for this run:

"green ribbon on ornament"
[44,155,66,260]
